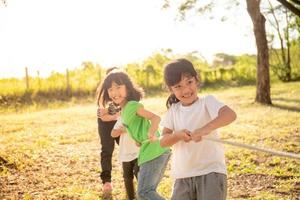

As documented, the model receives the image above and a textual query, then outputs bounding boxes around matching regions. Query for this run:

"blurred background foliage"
[0,44,299,108]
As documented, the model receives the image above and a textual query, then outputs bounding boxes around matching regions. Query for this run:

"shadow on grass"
[272,98,300,104]
[271,96,300,112]
[271,103,300,112]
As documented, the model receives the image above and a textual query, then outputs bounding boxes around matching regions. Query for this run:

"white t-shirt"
[161,95,227,179]
[114,118,139,162]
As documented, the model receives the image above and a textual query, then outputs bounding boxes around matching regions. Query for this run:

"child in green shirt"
[98,69,170,200]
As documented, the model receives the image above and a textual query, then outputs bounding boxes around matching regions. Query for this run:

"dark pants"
[97,118,119,184]
[122,159,139,200]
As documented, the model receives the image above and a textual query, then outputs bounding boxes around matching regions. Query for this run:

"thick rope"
[204,137,300,160]
[143,137,300,160]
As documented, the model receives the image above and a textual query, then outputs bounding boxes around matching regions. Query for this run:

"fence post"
[66,68,71,96]
[37,70,41,89]
[25,67,29,90]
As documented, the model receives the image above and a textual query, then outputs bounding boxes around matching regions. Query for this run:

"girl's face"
[170,75,198,106]
[108,82,127,106]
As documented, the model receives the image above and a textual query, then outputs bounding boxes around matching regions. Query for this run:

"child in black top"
[96,67,120,194]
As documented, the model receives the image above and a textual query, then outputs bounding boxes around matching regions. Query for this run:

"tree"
[246,0,272,104]
[275,0,300,17]
[163,0,272,104]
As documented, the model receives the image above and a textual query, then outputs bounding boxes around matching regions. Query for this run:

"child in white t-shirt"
[111,117,139,200]
[160,58,237,200]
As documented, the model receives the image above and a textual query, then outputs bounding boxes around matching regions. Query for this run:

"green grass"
[1,81,299,199]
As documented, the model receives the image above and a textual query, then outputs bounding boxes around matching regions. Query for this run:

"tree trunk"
[246,0,272,104]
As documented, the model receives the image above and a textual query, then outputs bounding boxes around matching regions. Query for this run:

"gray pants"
[171,172,227,200]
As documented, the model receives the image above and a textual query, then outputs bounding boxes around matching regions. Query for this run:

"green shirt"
[121,101,169,165]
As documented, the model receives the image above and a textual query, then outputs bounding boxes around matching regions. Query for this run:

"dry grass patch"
[1,82,299,199]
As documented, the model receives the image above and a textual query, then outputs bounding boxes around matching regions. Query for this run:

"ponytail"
[166,93,180,108]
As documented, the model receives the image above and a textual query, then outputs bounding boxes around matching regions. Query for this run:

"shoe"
[103,182,113,194]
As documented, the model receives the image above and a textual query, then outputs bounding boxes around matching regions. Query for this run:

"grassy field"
[0,82,299,200]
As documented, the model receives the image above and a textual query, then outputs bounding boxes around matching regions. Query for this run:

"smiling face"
[170,75,198,106]
[108,82,127,107]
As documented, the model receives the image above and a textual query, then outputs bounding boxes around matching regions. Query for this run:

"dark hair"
[97,70,143,107]
[164,58,199,108]
[96,67,118,106]
[105,67,118,75]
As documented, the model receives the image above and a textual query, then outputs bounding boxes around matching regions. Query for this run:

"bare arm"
[100,113,119,121]
[136,106,160,141]
[111,127,125,138]
[160,127,191,147]
[191,105,237,141]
